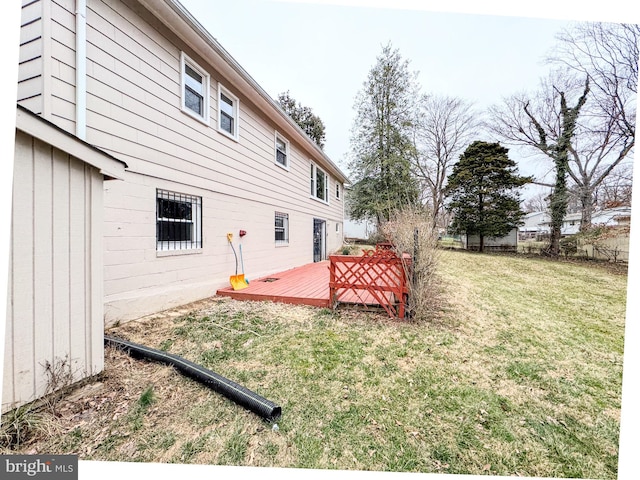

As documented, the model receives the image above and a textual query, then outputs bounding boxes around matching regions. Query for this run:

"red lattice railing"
[329,245,410,318]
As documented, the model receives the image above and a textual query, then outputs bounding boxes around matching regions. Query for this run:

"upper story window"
[275,133,289,169]
[336,183,341,200]
[310,163,329,203]
[218,84,239,140]
[181,53,209,124]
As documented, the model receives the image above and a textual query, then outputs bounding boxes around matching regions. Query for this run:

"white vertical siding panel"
[52,149,71,369]
[32,138,55,398]
[7,133,36,408]
[3,250,14,409]
[88,167,104,376]
[4,127,112,411]
[68,159,88,376]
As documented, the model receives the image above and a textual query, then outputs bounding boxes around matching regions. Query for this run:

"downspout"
[76,0,87,140]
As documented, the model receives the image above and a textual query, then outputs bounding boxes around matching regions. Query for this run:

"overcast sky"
[0,2,639,480]
[179,0,628,199]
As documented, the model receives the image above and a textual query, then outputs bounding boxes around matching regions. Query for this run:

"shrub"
[559,236,578,258]
[379,207,440,322]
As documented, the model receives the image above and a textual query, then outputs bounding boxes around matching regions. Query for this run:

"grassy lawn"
[1,250,627,478]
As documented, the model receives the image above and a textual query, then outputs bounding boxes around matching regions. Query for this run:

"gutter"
[138,0,349,184]
[76,0,87,140]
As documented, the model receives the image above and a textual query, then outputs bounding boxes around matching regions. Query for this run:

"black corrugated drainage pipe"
[104,335,281,421]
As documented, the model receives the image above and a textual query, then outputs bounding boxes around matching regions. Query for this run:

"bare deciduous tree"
[523,191,550,213]
[489,22,636,243]
[488,74,590,255]
[594,162,634,208]
[548,22,638,141]
[411,95,478,228]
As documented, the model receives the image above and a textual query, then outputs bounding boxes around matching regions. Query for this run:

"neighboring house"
[342,186,376,242]
[343,218,376,243]
[519,211,550,239]
[533,206,632,236]
[16,0,349,325]
[3,106,126,413]
[461,228,518,252]
[591,206,632,228]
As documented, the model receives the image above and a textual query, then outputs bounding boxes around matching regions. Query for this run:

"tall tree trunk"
[579,186,595,232]
[549,158,568,256]
[524,79,590,256]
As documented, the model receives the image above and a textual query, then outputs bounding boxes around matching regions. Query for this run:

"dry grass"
[0,250,626,478]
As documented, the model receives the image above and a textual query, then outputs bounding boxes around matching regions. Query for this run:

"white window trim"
[310,162,330,204]
[156,188,203,255]
[218,83,240,141]
[180,52,210,125]
[275,211,289,246]
[274,132,290,170]
[336,182,341,200]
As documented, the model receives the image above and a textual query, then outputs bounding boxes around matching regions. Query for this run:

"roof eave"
[16,105,128,180]
[138,0,349,184]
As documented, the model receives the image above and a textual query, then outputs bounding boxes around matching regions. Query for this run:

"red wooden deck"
[216,261,332,307]
[215,260,394,309]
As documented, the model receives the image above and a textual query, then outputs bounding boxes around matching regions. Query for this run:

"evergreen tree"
[445,141,531,252]
[277,91,326,149]
[348,43,420,226]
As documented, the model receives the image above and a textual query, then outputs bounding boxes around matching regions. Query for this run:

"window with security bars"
[156,189,202,251]
[275,212,289,245]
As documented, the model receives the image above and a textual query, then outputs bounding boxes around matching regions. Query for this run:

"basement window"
[156,189,202,251]
[275,212,289,245]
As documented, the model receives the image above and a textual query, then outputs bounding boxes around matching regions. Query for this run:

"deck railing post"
[329,256,336,310]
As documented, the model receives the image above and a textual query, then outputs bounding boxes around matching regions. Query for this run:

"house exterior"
[3,106,126,413]
[527,206,633,237]
[519,211,550,240]
[591,206,632,228]
[16,0,349,324]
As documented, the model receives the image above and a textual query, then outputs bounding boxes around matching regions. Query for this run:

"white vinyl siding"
[17,0,45,114]
[23,0,348,323]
